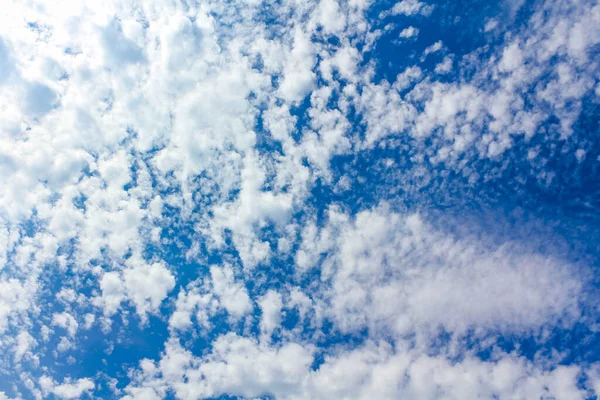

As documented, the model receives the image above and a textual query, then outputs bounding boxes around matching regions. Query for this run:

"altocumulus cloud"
[0,0,599,399]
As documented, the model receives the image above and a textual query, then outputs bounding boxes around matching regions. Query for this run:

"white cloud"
[297,204,583,337]
[399,26,419,38]
[40,376,95,400]
[499,42,523,72]
[313,0,346,35]
[125,334,598,400]
[56,336,73,353]
[0,278,37,334]
[278,28,317,103]
[210,265,252,319]
[121,387,161,400]
[126,335,314,399]
[258,290,283,341]
[96,259,175,321]
[123,261,176,321]
[211,152,293,269]
[13,331,36,363]
[98,271,126,317]
[168,264,252,332]
[434,56,453,74]
[169,288,216,332]
[388,0,434,17]
[52,312,78,337]
[422,40,443,59]
[320,45,361,82]
[83,313,95,330]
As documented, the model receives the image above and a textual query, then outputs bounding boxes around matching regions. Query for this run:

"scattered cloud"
[0,0,598,398]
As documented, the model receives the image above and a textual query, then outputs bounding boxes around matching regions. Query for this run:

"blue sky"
[0,0,599,399]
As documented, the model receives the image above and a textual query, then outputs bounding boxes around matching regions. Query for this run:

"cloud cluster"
[0,0,598,398]
[124,334,595,400]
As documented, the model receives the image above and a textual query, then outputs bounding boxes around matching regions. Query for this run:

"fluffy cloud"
[96,259,175,321]
[399,26,419,38]
[258,290,283,341]
[0,278,37,334]
[209,265,253,319]
[295,204,583,337]
[388,0,434,17]
[40,376,94,400]
[13,331,36,363]
[124,334,596,400]
[52,312,78,337]
[169,263,251,333]
[123,261,176,320]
